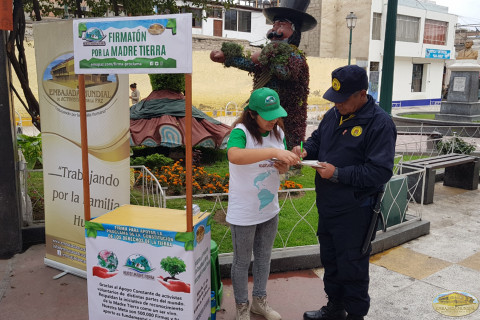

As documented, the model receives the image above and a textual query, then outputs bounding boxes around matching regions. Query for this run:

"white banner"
[34,19,130,272]
[73,14,192,74]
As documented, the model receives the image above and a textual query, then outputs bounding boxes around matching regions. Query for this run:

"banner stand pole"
[78,73,191,226]
[185,73,193,232]
[78,74,91,222]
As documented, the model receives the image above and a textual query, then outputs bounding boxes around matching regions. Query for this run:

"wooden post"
[185,74,193,232]
[78,74,91,222]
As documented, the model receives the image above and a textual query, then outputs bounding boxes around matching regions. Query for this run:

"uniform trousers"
[317,205,373,316]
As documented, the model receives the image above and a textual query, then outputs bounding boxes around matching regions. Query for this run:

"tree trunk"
[7,0,41,131]
[32,0,42,21]
[113,0,119,16]
[76,0,83,18]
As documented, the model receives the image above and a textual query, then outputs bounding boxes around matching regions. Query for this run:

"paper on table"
[301,160,326,168]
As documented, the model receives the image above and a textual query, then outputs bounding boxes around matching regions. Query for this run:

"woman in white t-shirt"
[226,87,300,320]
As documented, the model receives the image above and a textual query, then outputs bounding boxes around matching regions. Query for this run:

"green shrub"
[131,154,174,170]
[194,146,227,165]
[130,156,146,166]
[131,146,168,158]
[436,136,476,155]
[131,146,227,167]
[17,133,42,169]
[221,42,244,60]
[149,74,185,93]
[144,153,174,170]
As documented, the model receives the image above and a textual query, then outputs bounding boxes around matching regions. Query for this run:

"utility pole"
[379,0,398,115]
[0,30,22,258]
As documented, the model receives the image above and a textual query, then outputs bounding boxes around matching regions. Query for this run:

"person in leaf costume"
[211,0,317,149]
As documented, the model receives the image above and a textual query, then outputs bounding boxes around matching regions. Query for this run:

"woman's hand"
[274,161,289,174]
[275,149,300,166]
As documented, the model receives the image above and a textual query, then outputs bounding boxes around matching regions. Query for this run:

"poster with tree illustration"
[85,205,212,320]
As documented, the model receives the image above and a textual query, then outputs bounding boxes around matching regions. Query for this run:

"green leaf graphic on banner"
[166,19,177,35]
[85,221,105,238]
[175,232,194,242]
[175,232,194,251]
[78,23,87,38]
[87,229,98,238]
[185,240,194,251]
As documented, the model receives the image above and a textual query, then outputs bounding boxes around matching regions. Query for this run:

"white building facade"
[368,0,457,107]
[181,3,272,47]
[180,0,458,108]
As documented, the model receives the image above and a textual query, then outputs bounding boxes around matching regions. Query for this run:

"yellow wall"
[14,41,349,125]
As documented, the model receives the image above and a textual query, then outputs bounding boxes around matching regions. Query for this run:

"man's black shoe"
[303,300,347,320]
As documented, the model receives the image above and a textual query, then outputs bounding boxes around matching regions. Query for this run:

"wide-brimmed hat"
[323,65,369,103]
[245,88,287,121]
[263,0,317,32]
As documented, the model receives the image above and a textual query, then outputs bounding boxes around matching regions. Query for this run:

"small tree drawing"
[160,256,186,281]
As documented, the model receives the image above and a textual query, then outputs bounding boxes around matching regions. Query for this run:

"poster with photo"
[34,19,130,275]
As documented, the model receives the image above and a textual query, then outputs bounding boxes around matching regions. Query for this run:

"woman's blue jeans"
[229,215,279,304]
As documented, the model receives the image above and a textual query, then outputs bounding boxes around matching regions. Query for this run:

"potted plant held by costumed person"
[157,256,190,293]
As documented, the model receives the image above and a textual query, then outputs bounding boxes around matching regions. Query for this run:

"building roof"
[399,0,449,14]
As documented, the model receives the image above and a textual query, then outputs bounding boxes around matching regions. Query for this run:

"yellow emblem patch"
[332,78,341,91]
[351,126,362,137]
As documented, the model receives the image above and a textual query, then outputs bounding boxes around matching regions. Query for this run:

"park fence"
[22,124,480,253]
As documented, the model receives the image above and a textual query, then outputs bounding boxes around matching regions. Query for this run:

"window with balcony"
[396,15,419,42]
[423,19,448,45]
[372,13,381,40]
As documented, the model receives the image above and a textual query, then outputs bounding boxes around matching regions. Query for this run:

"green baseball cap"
[245,87,287,121]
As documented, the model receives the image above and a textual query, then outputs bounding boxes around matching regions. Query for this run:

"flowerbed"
[133,160,303,196]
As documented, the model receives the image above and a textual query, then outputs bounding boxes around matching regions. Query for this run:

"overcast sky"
[432,0,480,25]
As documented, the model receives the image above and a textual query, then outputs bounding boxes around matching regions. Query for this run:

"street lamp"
[346,12,357,65]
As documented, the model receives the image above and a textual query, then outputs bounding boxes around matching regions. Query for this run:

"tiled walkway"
[2,184,479,320]
[215,184,480,320]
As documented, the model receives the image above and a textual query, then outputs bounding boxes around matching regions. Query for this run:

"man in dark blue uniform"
[293,65,397,320]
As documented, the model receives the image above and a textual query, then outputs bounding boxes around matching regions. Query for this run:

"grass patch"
[163,164,318,253]
[26,170,45,221]
[28,156,420,253]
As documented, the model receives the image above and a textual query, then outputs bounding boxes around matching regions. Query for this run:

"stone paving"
[4,105,479,319]
[1,183,480,320]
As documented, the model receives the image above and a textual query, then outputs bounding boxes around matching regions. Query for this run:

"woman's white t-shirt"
[226,124,285,226]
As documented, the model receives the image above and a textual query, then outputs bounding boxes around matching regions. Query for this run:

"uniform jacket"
[304,95,397,216]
